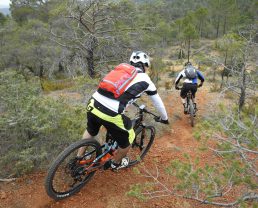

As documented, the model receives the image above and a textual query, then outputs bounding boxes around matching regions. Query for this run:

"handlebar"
[132,103,168,124]
[176,84,202,90]
[132,102,159,118]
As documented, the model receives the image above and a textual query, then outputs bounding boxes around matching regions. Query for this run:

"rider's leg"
[181,98,188,114]
[111,126,134,165]
[192,97,197,109]
[180,84,188,114]
[192,85,198,111]
[191,84,197,112]
[181,98,186,104]
[77,130,94,157]
[77,111,101,157]
[112,145,130,164]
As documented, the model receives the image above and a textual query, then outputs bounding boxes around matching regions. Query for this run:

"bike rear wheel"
[127,125,155,167]
[189,100,195,127]
[45,139,101,200]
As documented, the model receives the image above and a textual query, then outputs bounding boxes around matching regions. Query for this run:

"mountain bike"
[45,103,160,200]
[177,87,198,127]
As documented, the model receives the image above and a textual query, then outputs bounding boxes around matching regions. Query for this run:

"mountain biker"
[175,62,205,114]
[78,51,169,171]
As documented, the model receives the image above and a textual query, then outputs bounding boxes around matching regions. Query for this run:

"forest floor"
[0,79,220,208]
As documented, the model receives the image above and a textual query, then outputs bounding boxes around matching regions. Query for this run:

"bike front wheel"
[45,139,102,200]
[127,125,155,167]
[189,100,195,127]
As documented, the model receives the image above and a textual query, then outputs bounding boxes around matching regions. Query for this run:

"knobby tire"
[189,100,195,127]
[128,125,155,167]
[45,138,101,200]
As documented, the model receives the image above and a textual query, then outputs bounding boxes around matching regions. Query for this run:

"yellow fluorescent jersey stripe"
[88,99,135,143]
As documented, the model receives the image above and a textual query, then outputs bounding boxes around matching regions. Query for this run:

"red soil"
[0,86,219,208]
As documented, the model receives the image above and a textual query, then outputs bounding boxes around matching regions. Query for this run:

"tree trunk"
[39,64,44,78]
[216,16,220,38]
[199,20,203,37]
[58,61,64,72]
[223,16,227,35]
[87,49,95,78]
[86,36,98,78]
[212,67,216,82]
[239,66,246,111]
[187,38,191,62]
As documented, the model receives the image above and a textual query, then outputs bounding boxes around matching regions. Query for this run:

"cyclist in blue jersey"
[175,62,205,114]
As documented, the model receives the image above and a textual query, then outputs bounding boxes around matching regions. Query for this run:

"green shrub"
[0,70,86,177]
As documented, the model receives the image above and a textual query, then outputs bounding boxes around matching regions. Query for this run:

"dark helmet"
[184,61,192,67]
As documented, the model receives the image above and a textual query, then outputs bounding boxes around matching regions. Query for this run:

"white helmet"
[129,51,150,68]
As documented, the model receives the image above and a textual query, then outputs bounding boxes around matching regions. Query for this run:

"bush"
[149,57,167,86]
[41,78,74,92]
[209,82,220,92]
[0,70,86,177]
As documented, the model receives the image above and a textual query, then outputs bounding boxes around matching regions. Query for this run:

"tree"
[49,0,139,77]
[216,33,244,88]
[209,0,239,38]
[236,26,257,111]
[0,12,7,25]
[0,17,64,90]
[194,7,208,37]
[10,0,49,25]
[182,16,199,62]
[216,26,257,111]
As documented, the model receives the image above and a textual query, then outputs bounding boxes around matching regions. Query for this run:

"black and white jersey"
[92,68,168,120]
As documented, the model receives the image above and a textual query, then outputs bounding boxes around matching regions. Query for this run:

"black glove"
[198,82,203,87]
[175,85,179,90]
[155,116,169,124]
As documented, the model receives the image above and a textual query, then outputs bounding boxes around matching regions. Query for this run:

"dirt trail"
[0,86,216,208]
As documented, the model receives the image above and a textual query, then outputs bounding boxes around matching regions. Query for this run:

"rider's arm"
[149,93,168,120]
[144,76,168,120]
[197,70,205,83]
[175,70,184,86]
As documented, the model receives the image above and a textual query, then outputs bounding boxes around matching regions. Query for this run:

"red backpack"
[98,63,137,98]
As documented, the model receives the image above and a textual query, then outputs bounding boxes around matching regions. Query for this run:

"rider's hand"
[161,119,169,124]
[198,82,203,88]
[175,85,179,90]
[155,116,169,124]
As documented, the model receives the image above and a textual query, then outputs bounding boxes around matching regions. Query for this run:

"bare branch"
[0,178,16,182]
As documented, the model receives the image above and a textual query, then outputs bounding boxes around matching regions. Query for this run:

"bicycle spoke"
[45,139,101,200]
[128,126,155,166]
[51,145,96,193]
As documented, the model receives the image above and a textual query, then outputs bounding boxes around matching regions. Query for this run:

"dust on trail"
[0,86,216,208]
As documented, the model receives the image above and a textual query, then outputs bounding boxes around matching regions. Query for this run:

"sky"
[0,0,11,7]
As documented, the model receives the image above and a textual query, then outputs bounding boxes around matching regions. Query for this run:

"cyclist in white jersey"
[78,51,169,170]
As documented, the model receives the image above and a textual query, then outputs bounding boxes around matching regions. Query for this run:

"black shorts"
[180,83,197,98]
[86,99,134,149]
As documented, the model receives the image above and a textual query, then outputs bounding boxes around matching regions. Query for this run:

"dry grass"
[41,79,74,92]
